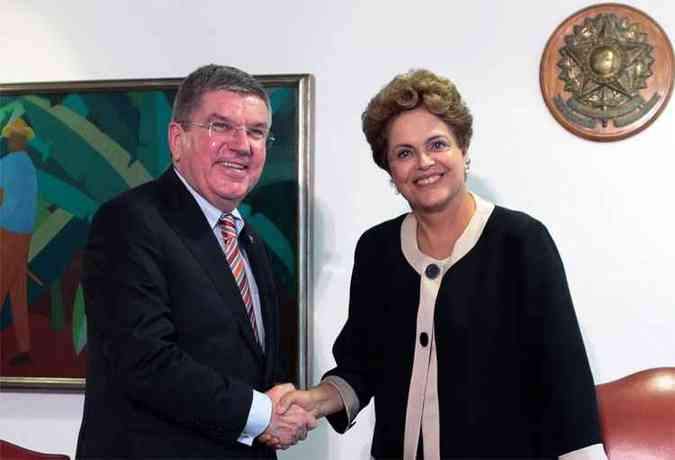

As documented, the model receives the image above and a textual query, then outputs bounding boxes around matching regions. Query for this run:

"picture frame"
[0,74,313,390]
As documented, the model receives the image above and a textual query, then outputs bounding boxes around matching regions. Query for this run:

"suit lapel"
[157,169,264,363]
[239,224,278,382]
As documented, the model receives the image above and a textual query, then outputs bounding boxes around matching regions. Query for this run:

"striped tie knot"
[219,213,238,241]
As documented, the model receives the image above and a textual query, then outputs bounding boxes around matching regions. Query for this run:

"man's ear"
[168,121,185,163]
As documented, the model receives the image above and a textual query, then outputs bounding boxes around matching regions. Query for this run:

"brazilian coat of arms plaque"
[540,3,673,141]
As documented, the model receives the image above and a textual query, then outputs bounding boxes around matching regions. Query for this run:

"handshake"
[260,382,341,450]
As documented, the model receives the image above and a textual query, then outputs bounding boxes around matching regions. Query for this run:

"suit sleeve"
[519,220,603,456]
[83,198,253,443]
[323,231,383,433]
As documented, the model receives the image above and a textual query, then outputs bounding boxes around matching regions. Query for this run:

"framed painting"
[0,74,313,389]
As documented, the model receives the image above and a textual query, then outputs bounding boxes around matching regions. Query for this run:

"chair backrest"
[596,367,675,460]
[0,439,70,460]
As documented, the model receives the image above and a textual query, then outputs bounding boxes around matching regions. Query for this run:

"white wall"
[1,1,673,458]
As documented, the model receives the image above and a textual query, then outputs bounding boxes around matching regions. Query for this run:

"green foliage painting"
[0,76,311,388]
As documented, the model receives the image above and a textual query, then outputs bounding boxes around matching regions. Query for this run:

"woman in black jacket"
[269,69,607,460]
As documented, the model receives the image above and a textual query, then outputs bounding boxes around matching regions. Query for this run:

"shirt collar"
[174,167,245,234]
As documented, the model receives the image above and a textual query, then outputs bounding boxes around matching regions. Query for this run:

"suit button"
[420,332,429,347]
[425,264,440,279]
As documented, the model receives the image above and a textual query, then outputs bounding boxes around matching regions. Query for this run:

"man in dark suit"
[75,64,315,459]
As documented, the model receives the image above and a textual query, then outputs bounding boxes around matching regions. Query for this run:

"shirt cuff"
[322,375,360,430]
[559,443,608,460]
[237,390,272,446]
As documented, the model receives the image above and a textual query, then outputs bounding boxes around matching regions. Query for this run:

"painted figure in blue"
[0,117,38,365]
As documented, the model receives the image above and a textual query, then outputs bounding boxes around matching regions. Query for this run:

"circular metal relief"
[540,3,674,141]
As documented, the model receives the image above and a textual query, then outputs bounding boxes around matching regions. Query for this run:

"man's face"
[169,90,270,211]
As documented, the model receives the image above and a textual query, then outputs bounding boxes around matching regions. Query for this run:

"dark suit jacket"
[76,168,285,459]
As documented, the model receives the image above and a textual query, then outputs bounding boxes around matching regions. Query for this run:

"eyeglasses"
[179,119,275,146]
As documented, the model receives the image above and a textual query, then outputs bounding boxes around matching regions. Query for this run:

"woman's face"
[386,107,466,214]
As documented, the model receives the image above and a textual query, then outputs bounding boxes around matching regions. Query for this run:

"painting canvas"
[0,75,313,389]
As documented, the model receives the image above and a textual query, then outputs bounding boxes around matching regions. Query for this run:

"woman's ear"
[463,154,471,180]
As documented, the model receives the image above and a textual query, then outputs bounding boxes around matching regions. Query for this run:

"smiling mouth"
[414,172,444,186]
[217,160,248,171]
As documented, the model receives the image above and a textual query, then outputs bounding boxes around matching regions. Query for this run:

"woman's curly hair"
[362,69,473,172]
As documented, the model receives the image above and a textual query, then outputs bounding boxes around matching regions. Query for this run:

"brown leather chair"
[0,439,70,460]
[596,367,675,460]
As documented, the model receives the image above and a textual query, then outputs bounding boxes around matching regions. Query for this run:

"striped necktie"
[219,213,260,346]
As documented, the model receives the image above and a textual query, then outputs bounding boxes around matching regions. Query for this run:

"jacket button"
[425,264,440,279]
[420,332,429,347]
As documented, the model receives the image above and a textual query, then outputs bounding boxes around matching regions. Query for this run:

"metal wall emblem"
[540,4,673,141]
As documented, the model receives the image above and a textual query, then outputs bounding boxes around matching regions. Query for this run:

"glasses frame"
[178,120,276,147]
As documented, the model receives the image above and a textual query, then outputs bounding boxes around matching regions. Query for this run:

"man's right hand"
[260,383,318,450]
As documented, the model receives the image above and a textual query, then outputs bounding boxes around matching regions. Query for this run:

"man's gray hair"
[172,64,271,124]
